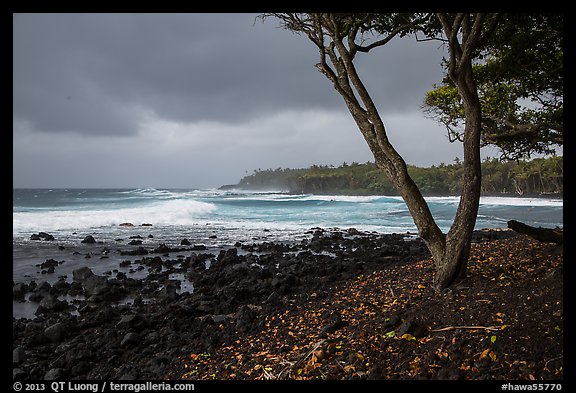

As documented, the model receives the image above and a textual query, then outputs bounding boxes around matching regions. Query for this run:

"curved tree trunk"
[430,14,490,290]
[318,13,487,292]
[371,15,486,291]
[435,77,482,288]
[268,12,497,292]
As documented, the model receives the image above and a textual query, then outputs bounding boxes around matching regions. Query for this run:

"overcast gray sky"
[13,13,500,189]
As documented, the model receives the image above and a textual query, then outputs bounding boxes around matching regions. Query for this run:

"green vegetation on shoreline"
[225,156,563,197]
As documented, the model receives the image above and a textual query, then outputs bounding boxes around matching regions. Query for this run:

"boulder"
[83,275,109,297]
[120,332,140,347]
[13,368,27,380]
[44,322,65,343]
[38,258,60,269]
[235,304,259,333]
[116,314,143,329]
[161,281,179,301]
[153,243,171,254]
[211,314,230,324]
[28,281,52,302]
[73,267,95,283]
[30,232,55,241]
[44,368,66,380]
[39,232,55,241]
[265,291,281,305]
[81,235,96,244]
[38,294,67,312]
[217,248,239,266]
[13,283,28,301]
[396,319,429,338]
[13,347,26,364]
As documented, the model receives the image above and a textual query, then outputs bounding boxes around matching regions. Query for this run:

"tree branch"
[353,14,431,55]
[437,13,463,80]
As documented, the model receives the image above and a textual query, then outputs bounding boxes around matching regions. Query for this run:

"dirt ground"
[174,232,564,381]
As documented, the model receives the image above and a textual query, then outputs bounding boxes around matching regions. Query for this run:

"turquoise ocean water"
[13,187,563,283]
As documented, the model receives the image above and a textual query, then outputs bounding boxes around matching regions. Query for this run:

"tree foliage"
[423,13,563,160]
[236,156,563,196]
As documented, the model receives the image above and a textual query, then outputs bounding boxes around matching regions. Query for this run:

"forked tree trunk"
[334,22,483,291]
[431,13,490,289]
[339,75,481,291]
[269,13,495,291]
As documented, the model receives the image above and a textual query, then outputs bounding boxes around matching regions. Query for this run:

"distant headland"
[221,157,563,197]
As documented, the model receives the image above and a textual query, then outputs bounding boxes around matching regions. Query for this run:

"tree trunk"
[431,15,485,290]
[330,42,448,273]
[325,13,484,292]
[269,12,495,292]
[433,101,482,289]
[507,220,563,244]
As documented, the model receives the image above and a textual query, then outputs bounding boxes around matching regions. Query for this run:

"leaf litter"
[175,233,563,380]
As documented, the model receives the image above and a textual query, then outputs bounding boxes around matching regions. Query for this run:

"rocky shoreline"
[12,228,530,380]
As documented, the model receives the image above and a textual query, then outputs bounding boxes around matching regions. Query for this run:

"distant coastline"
[221,157,563,198]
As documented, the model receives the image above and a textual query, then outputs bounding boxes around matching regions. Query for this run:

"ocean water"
[13,188,563,286]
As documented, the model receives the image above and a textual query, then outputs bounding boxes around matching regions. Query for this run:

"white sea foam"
[218,193,402,204]
[424,196,461,205]
[119,188,185,199]
[424,195,563,207]
[298,195,398,203]
[12,189,562,238]
[479,196,562,207]
[12,199,217,234]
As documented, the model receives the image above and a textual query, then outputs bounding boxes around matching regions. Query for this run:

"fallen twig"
[430,325,500,332]
[261,366,275,380]
[544,355,563,371]
[276,339,326,379]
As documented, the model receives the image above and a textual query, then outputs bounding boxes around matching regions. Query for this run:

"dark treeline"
[231,156,563,196]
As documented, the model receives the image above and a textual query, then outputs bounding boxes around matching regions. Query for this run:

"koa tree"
[263,13,499,291]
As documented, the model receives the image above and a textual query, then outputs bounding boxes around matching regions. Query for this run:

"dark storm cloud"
[13,13,445,137]
[13,13,469,188]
